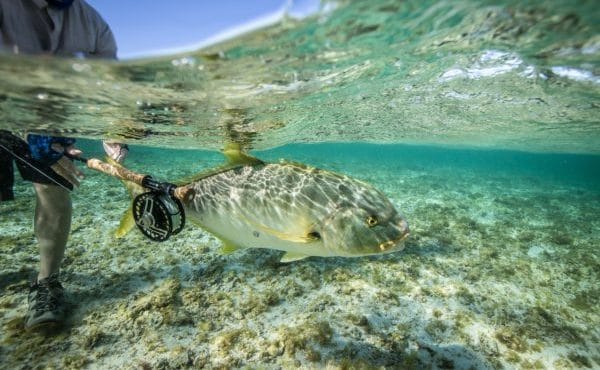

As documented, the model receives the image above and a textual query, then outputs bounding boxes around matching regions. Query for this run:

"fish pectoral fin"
[249,220,319,244]
[237,211,318,244]
[220,240,242,255]
[222,143,263,166]
[115,206,135,238]
[275,232,317,243]
[255,226,319,244]
[280,252,310,263]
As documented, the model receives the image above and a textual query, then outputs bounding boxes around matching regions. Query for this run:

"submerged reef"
[1,148,599,370]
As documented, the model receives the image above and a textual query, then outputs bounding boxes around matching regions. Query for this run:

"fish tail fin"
[115,206,135,238]
[106,157,145,238]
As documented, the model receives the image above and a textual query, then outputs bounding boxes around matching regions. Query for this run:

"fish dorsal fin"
[223,143,263,166]
[174,165,238,186]
[174,144,264,186]
[280,252,309,263]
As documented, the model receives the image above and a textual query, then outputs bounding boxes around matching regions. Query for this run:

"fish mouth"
[378,231,410,251]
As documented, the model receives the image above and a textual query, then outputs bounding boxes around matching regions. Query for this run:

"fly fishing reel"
[132,177,185,242]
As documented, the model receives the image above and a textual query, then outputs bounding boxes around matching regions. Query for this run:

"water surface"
[0,0,598,152]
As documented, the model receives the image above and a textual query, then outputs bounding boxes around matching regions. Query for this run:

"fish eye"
[366,216,378,227]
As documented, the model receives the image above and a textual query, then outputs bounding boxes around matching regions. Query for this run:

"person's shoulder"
[73,0,109,26]
[72,0,117,58]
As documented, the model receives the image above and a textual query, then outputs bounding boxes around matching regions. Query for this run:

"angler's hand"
[102,141,129,163]
[26,134,84,189]
[50,143,85,188]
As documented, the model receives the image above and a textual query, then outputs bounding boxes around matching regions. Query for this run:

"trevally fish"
[112,146,409,262]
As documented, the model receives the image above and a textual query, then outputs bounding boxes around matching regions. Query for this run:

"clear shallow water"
[1,142,599,369]
[78,140,600,190]
[1,0,600,368]
[0,0,599,152]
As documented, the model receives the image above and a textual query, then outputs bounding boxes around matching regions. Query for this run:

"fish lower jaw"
[379,232,410,251]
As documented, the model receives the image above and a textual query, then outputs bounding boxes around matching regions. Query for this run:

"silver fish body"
[176,160,409,261]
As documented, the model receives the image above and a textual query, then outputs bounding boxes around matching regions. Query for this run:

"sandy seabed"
[1,149,599,370]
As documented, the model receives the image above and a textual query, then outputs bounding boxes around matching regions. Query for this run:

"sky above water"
[86,0,320,59]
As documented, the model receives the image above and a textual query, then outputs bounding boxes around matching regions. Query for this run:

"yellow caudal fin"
[115,206,135,238]
[106,157,145,239]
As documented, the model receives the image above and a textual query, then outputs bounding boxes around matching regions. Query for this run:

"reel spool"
[132,191,185,241]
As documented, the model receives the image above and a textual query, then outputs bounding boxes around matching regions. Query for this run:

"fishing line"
[0,142,71,192]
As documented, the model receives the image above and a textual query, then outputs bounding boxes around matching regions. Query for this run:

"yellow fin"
[204,230,244,254]
[222,143,263,166]
[236,212,318,244]
[268,229,316,243]
[115,206,135,238]
[220,240,242,255]
[253,222,315,243]
[280,252,309,263]
[172,144,263,186]
[105,157,144,237]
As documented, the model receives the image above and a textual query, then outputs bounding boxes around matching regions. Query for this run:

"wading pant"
[0,146,15,201]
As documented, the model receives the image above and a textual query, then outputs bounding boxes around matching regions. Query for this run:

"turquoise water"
[2,141,599,368]
[1,0,600,368]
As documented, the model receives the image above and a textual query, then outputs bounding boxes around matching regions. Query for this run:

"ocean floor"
[0,143,599,369]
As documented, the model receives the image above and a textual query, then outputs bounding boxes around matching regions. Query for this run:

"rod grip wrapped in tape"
[86,158,146,185]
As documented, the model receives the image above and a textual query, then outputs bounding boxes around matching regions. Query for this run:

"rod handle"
[86,158,146,186]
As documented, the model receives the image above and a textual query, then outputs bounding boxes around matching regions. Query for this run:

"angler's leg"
[33,183,71,280]
[24,183,71,329]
